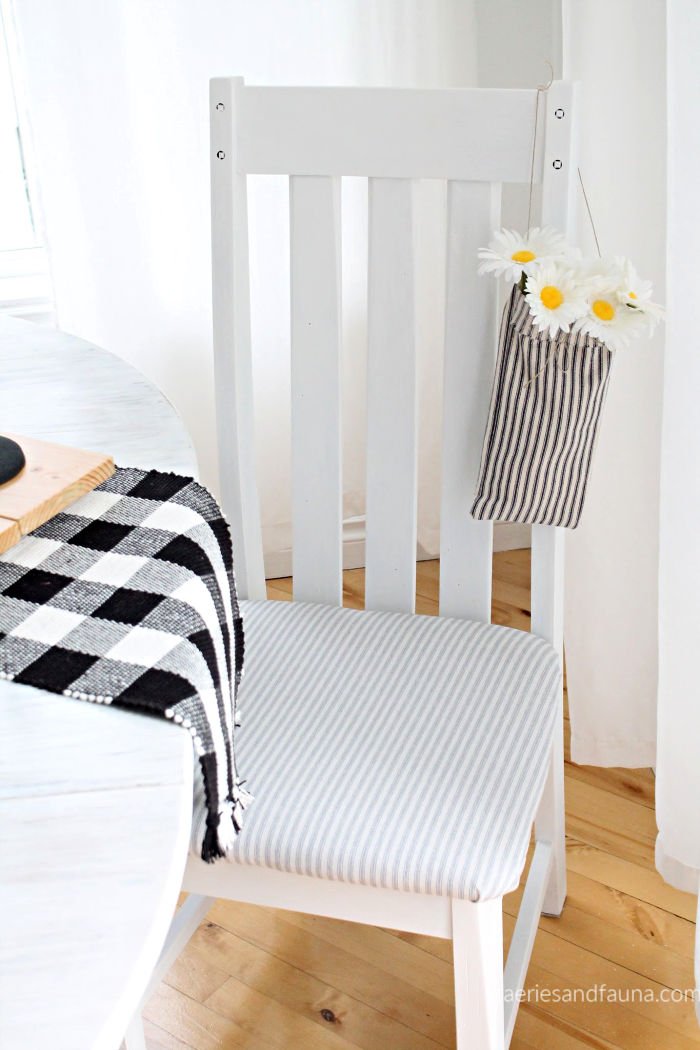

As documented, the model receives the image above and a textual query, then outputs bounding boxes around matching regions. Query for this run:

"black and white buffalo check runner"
[0,466,250,861]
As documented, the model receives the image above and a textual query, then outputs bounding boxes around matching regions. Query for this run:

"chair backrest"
[210,78,578,650]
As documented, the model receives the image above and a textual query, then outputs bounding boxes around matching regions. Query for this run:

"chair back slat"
[364,178,417,613]
[439,181,500,622]
[290,175,343,606]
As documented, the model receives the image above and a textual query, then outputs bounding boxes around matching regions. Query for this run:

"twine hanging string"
[523,333,571,386]
[524,63,603,384]
[577,167,602,258]
[526,61,554,236]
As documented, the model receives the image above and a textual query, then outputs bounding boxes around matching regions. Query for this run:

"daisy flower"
[524,262,589,337]
[565,257,622,302]
[578,288,648,351]
[478,227,568,283]
[613,257,665,332]
[614,257,653,304]
[574,257,664,345]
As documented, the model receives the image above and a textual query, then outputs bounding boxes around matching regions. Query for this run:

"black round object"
[0,436,25,485]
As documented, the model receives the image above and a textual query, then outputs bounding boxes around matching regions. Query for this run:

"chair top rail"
[222,82,544,182]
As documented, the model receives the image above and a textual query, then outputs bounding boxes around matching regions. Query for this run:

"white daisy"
[478,226,568,283]
[573,256,623,295]
[613,257,665,332]
[613,257,653,304]
[578,289,648,351]
[524,262,589,337]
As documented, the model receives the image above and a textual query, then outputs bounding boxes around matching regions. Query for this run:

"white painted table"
[0,318,198,1050]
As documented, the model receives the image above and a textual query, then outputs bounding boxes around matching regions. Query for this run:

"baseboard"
[263,524,530,580]
[264,540,366,581]
[494,522,531,552]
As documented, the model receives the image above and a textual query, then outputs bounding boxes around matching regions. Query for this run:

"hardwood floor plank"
[490,576,532,615]
[563,733,655,810]
[145,1018,197,1050]
[207,900,455,1045]
[564,779,657,868]
[504,870,696,985]
[513,1006,620,1050]
[164,942,231,1003]
[513,972,700,1050]
[504,917,700,1041]
[281,911,454,1003]
[204,977,363,1050]
[392,916,700,1046]
[168,921,445,1050]
[144,984,278,1050]
[564,838,697,920]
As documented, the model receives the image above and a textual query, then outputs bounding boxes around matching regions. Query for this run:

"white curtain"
[561,0,666,767]
[8,0,479,573]
[655,0,700,902]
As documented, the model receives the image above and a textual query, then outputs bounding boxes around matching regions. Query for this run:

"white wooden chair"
[125,77,577,1050]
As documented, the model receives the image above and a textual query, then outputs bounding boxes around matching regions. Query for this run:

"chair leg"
[452,897,504,1050]
[121,894,213,1050]
[535,694,567,916]
[121,1013,146,1050]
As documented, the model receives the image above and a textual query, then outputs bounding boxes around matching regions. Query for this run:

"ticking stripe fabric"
[0,467,249,861]
[191,598,560,901]
[471,286,614,528]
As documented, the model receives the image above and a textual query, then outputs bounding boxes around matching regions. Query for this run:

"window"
[0,5,53,324]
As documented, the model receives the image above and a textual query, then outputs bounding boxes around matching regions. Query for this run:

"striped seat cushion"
[190,599,560,901]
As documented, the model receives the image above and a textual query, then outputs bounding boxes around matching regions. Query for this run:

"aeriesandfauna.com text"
[505,984,700,1004]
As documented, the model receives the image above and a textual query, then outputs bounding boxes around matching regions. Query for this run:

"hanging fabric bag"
[470,285,613,529]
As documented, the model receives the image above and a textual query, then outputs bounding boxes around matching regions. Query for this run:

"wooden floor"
[144,551,699,1050]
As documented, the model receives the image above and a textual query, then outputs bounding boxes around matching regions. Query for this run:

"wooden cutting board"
[0,434,114,555]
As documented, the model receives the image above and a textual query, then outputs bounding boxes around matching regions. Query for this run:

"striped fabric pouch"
[471,286,613,529]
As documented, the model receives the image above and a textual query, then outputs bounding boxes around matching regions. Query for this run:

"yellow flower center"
[592,299,615,321]
[628,291,637,299]
[512,249,536,263]
[540,285,564,310]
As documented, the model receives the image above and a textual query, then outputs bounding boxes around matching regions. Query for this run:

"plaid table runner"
[0,467,250,861]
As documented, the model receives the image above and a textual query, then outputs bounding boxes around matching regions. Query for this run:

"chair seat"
[190,598,560,901]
